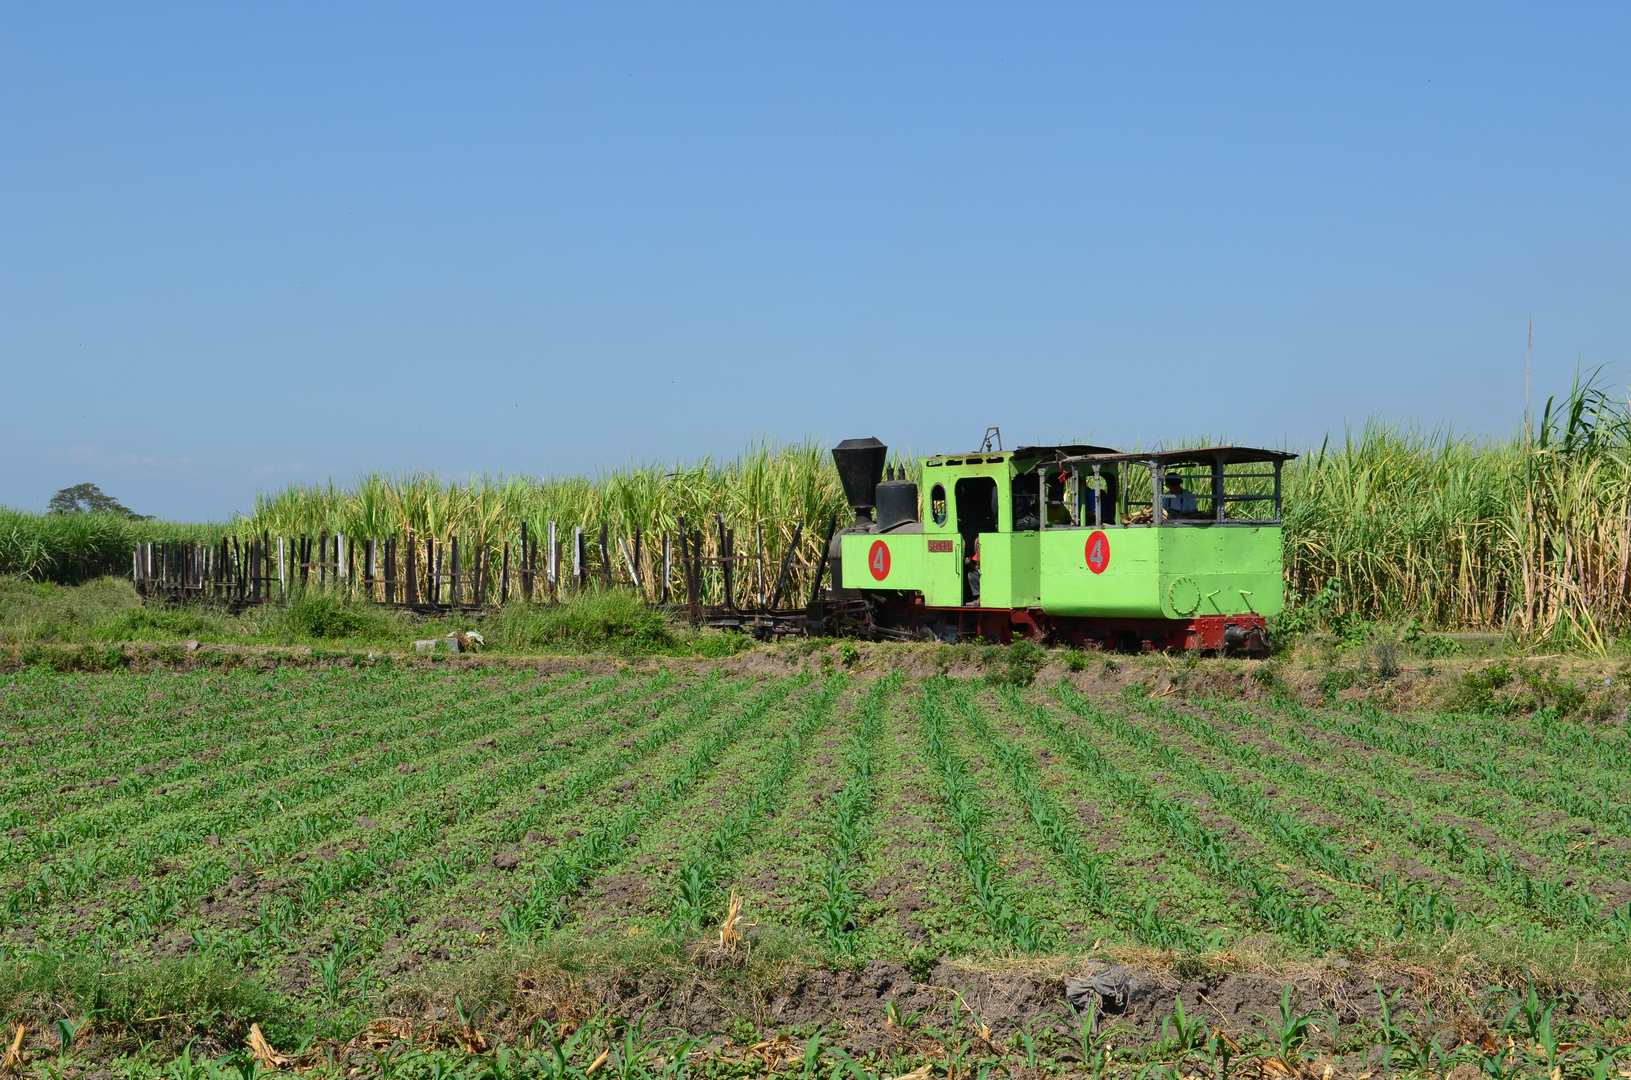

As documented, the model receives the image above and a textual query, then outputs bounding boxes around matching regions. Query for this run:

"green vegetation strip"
[1283,693,1631,839]
[500,674,807,940]
[1030,685,1341,949]
[807,673,900,950]
[1167,694,1631,937]
[962,687,1205,949]
[2,672,590,938]
[918,680,1050,953]
[1064,684,1567,942]
[77,674,639,959]
[229,672,721,968]
[668,674,848,930]
[0,670,570,871]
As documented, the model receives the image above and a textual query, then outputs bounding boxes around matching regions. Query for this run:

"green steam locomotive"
[817,435,1293,651]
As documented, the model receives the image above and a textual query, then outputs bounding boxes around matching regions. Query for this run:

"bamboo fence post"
[632,527,644,598]
[549,530,561,603]
[451,536,462,606]
[520,522,531,601]
[547,521,558,601]
[405,532,419,605]
[661,532,671,605]
[573,527,584,591]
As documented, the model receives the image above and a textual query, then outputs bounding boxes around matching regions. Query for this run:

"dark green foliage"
[1520,665,1589,715]
[282,593,386,640]
[0,508,219,584]
[0,953,284,1048]
[47,482,148,519]
[1317,667,1357,697]
[1403,618,1463,658]
[17,643,129,672]
[485,589,676,654]
[988,638,1044,686]
[1449,661,1514,713]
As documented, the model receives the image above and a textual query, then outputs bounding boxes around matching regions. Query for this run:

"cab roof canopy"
[1060,445,1297,468]
[926,444,1119,462]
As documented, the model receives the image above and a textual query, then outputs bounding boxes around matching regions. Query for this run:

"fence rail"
[133,513,838,636]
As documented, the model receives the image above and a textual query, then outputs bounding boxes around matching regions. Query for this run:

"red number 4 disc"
[1085,531,1110,574]
[868,540,891,580]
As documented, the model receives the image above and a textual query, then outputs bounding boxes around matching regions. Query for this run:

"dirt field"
[4,658,1631,1075]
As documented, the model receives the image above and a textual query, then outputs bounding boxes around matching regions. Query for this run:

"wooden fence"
[133,514,835,621]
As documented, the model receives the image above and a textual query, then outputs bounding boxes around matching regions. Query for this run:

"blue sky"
[3,4,1628,520]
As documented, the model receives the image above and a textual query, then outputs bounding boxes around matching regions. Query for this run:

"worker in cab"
[1160,474,1200,520]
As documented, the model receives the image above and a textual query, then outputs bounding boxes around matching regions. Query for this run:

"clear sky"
[3,4,1628,520]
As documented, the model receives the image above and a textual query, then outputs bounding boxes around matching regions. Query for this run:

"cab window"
[953,477,998,535]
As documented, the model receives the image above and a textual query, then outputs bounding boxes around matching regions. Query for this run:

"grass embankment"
[0,575,749,662]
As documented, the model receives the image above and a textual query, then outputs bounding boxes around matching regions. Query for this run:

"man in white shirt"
[1160,474,1199,519]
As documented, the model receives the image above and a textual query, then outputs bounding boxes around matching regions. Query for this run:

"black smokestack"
[831,437,888,522]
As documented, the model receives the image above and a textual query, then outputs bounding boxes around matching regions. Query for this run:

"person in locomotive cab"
[1160,474,1200,519]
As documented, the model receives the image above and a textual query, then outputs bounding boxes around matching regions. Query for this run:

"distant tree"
[47,483,151,519]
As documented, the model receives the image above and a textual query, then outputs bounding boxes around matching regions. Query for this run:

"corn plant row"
[0,673,601,920]
[115,671,697,967]
[964,688,1215,950]
[1032,686,1341,949]
[0,669,577,868]
[1271,694,1631,837]
[1176,695,1630,935]
[256,672,716,955]
[17,674,653,947]
[499,675,807,940]
[918,681,1051,954]
[347,669,730,949]
[1268,696,1631,877]
[808,673,900,949]
[1068,686,1478,940]
[0,672,540,870]
[0,665,521,807]
[1355,695,1631,774]
[496,676,736,844]
[668,676,847,930]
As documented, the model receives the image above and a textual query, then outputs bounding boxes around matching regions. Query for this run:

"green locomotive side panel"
[839,533,928,592]
[920,535,962,607]
[1039,528,1164,617]
[1037,526,1282,618]
[920,475,963,607]
[978,534,1012,607]
[978,532,1039,608]
[1157,526,1283,618]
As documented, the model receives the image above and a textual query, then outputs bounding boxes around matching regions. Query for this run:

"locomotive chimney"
[831,437,888,524]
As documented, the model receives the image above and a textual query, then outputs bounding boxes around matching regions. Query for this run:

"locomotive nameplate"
[927,540,953,553]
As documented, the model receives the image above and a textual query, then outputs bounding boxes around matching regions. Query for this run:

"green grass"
[0,575,752,658]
